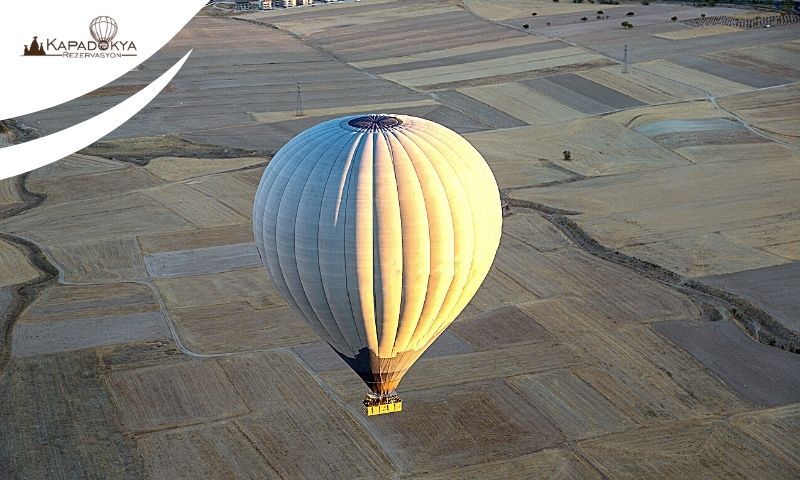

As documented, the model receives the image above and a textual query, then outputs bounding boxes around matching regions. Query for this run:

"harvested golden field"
[2,1,799,478]
[654,25,743,40]
[510,102,800,277]
[463,0,625,19]
[382,48,607,89]
[460,81,585,125]
[577,66,711,104]
[634,60,754,97]
[718,84,800,147]
[467,117,689,178]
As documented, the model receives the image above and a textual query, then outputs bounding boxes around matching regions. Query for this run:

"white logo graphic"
[0,0,208,180]
[89,16,118,51]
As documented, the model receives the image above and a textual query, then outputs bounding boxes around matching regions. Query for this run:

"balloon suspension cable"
[363,391,403,416]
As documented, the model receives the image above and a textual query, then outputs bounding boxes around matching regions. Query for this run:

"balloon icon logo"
[89,16,118,51]
[253,114,502,415]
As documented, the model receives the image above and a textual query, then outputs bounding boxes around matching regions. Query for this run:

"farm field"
[2,0,800,478]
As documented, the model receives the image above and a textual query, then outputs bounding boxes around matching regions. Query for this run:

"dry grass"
[170,303,317,354]
[48,237,147,283]
[143,183,248,228]
[579,419,799,479]
[410,448,604,480]
[137,223,256,255]
[220,352,394,478]
[509,370,636,439]
[138,422,280,480]
[0,238,39,287]
[19,282,159,323]
[352,380,564,474]
[144,156,266,182]
[0,352,144,479]
[109,360,248,433]
[153,267,285,310]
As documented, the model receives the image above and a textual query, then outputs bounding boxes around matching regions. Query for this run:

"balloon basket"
[363,393,402,416]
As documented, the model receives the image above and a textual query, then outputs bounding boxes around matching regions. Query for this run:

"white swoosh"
[0,50,192,180]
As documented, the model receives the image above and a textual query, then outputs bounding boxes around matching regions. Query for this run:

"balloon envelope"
[253,114,502,395]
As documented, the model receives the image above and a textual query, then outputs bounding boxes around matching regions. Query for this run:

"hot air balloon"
[89,16,118,51]
[253,114,502,415]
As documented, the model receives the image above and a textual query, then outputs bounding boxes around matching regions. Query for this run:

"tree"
[523,23,530,29]
[531,12,538,16]
[640,0,649,4]
[597,9,604,14]
[671,16,677,21]
[563,150,572,161]
[627,11,635,16]
[581,16,588,21]
[546,21,552,26]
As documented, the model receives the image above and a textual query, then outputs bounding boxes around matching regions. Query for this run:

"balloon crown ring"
[347,114,403,131]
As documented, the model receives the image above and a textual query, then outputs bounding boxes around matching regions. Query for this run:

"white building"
[271,0,314,7]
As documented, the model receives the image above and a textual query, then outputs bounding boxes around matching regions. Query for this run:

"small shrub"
[581,16,588,21]
[701,13,706,17]
[626,11,635,16]
[546,21,551,26]
[671,15,678,21]
[523,23,530,29]
[531,12,538,16]
[641,0,649,4]
[597,10,604,14]
[563,150,572,161]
